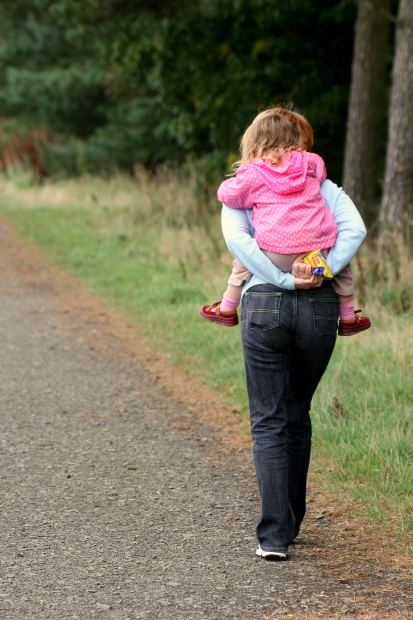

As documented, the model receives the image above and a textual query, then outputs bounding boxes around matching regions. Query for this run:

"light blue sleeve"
[320,180,367,275]
[221,205,295,290]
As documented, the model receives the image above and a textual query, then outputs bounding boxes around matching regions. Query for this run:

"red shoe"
[338,310,371,336]
[199,301,239,327]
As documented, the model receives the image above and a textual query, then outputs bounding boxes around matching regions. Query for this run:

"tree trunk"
[380,0,413,234]
[342,0,391,226]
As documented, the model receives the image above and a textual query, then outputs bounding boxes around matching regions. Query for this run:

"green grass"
[1,171,412,544]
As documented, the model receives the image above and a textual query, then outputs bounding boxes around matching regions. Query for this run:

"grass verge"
[0,170,412,548]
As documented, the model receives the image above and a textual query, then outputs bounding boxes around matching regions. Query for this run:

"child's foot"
[338,310,371,336]
[199,301,239,327]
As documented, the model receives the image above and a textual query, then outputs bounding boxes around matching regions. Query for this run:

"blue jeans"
[240,283,338,553]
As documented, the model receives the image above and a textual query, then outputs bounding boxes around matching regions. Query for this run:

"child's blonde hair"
[238,106,314,167]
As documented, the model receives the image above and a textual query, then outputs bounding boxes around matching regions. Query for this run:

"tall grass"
[0,168,412,543]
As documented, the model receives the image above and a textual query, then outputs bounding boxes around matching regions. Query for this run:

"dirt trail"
[0,219,411,620]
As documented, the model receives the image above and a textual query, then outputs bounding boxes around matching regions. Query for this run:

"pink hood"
[249,151,312,195]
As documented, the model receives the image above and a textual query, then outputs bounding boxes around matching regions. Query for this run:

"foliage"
[0,0,356,178]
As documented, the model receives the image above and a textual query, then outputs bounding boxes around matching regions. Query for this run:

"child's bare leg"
[338,293,356,321]
[225,284,243,301]
[199,259,250,327]
[220,284,242,314]
[219,259,252,314]
[332,268,356,321]
[333,266,371,335]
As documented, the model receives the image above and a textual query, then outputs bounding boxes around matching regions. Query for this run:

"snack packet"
[303,250,333,279]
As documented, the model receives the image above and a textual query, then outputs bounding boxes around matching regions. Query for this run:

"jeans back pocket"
[245,292,282,331]
[309,297,339,337]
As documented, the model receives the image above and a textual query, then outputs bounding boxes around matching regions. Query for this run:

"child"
[199,107,371,336]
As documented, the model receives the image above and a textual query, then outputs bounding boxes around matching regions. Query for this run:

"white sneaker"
[256,545,287,560]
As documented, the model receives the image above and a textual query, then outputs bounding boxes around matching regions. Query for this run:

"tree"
[0,0,356,176]
[0,1,107,137]
[342,0,391,226]
[380,0,413,234]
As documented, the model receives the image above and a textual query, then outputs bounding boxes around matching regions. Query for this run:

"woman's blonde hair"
[238,106,314,167]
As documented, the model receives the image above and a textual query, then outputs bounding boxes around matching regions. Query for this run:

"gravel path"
[0,221,412,620]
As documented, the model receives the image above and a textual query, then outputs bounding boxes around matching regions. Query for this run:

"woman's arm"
[221,206,296,289]
[321,180,367,274]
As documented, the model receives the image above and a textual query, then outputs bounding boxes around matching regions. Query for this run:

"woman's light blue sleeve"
[221,205,295,290]
[320,180,367,275]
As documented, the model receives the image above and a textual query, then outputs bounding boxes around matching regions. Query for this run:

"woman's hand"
[294,274,323,289]
[292,254,324,288]
[291,254,312,279]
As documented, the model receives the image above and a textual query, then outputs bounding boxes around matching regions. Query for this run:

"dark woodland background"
[0,0,412,232]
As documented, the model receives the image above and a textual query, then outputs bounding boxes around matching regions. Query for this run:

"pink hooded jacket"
[217,151,338,254]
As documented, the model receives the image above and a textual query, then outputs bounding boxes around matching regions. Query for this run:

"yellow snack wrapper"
[303,250,334,279]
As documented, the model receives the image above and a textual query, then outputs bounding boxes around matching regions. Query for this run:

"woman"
[221,178,367,560]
